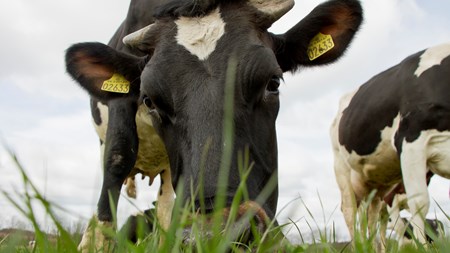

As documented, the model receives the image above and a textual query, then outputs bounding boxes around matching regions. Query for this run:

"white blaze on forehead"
[175,8,225,61]
[415,43,450,77]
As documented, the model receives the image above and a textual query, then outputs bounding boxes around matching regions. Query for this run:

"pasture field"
[1,149,449,253]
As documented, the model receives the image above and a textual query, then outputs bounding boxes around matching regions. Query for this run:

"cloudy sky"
[1,0,449,243]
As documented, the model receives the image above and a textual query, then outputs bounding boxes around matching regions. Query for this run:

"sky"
[1,0,450,243]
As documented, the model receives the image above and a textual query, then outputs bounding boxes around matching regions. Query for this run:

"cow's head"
[66,0,362,220]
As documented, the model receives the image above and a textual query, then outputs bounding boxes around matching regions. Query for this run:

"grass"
[2,145,450,253]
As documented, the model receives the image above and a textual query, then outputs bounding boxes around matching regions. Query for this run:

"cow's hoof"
[78,216,115,253]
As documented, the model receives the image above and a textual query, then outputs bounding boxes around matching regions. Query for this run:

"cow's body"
[331,43,450,249]
[66,0,363,251]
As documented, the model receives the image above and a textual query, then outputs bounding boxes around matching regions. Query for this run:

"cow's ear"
[65,42,149,100]
[273,0,363,72]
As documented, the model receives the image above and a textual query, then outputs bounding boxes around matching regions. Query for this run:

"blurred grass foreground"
[1,145,450,252]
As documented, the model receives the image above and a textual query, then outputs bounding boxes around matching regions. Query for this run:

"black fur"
[154,0,224,17]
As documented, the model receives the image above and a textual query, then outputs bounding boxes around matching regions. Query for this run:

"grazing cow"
[66,0,363,251]
[331,42,450,250]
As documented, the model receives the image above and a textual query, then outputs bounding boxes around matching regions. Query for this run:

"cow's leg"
[369,198,386,253]
[387,194,409,246]
[157,169,175,244]
[333,153,357,239]
[125,176,137,199]
[79,100,139,252]
[400,139,429,245]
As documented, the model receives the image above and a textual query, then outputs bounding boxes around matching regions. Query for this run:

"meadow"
[1,146,449,253]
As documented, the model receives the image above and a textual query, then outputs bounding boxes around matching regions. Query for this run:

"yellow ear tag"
[101,73,130,93]
[307,33,335,61]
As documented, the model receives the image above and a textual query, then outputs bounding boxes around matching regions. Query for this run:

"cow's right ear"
[65,42,149,100]
[272,0,363,72]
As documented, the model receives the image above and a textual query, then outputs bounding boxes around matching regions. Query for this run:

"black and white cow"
[331,42,450,249]
[66,0,363,250]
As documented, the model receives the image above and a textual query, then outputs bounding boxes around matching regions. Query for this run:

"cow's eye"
[143,96,154,110]
[266,76,281,95]
[143,94,174,123]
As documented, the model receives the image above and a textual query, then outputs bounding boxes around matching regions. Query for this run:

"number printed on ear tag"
[101,73,130,93]
[307,33,335,61]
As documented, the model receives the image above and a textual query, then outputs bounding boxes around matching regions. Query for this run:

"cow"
[331,42,450,251]
[66,0,363,251]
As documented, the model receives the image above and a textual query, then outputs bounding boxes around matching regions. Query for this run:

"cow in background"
[331,43,450,251]
[66,0,363,251]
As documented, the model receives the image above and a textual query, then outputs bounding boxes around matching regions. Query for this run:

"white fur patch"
[414,43,450,77]
[412,129,450,179]
[94,102,108,141]
[175,8,225,60]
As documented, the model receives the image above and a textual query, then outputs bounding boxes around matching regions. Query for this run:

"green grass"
[2,146,449,253]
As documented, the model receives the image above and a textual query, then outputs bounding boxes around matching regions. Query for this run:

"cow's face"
[135,4,287,214]
[66,0,362,218]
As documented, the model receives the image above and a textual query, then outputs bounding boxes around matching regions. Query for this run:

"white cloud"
[0,111,102,219]
[0,0,128,100]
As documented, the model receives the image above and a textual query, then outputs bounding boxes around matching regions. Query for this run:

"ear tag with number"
[101,73,130,93]
[307,33,335,61]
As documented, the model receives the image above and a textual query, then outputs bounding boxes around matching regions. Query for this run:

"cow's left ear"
[273,0,363,72]
[65,42,149,101]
